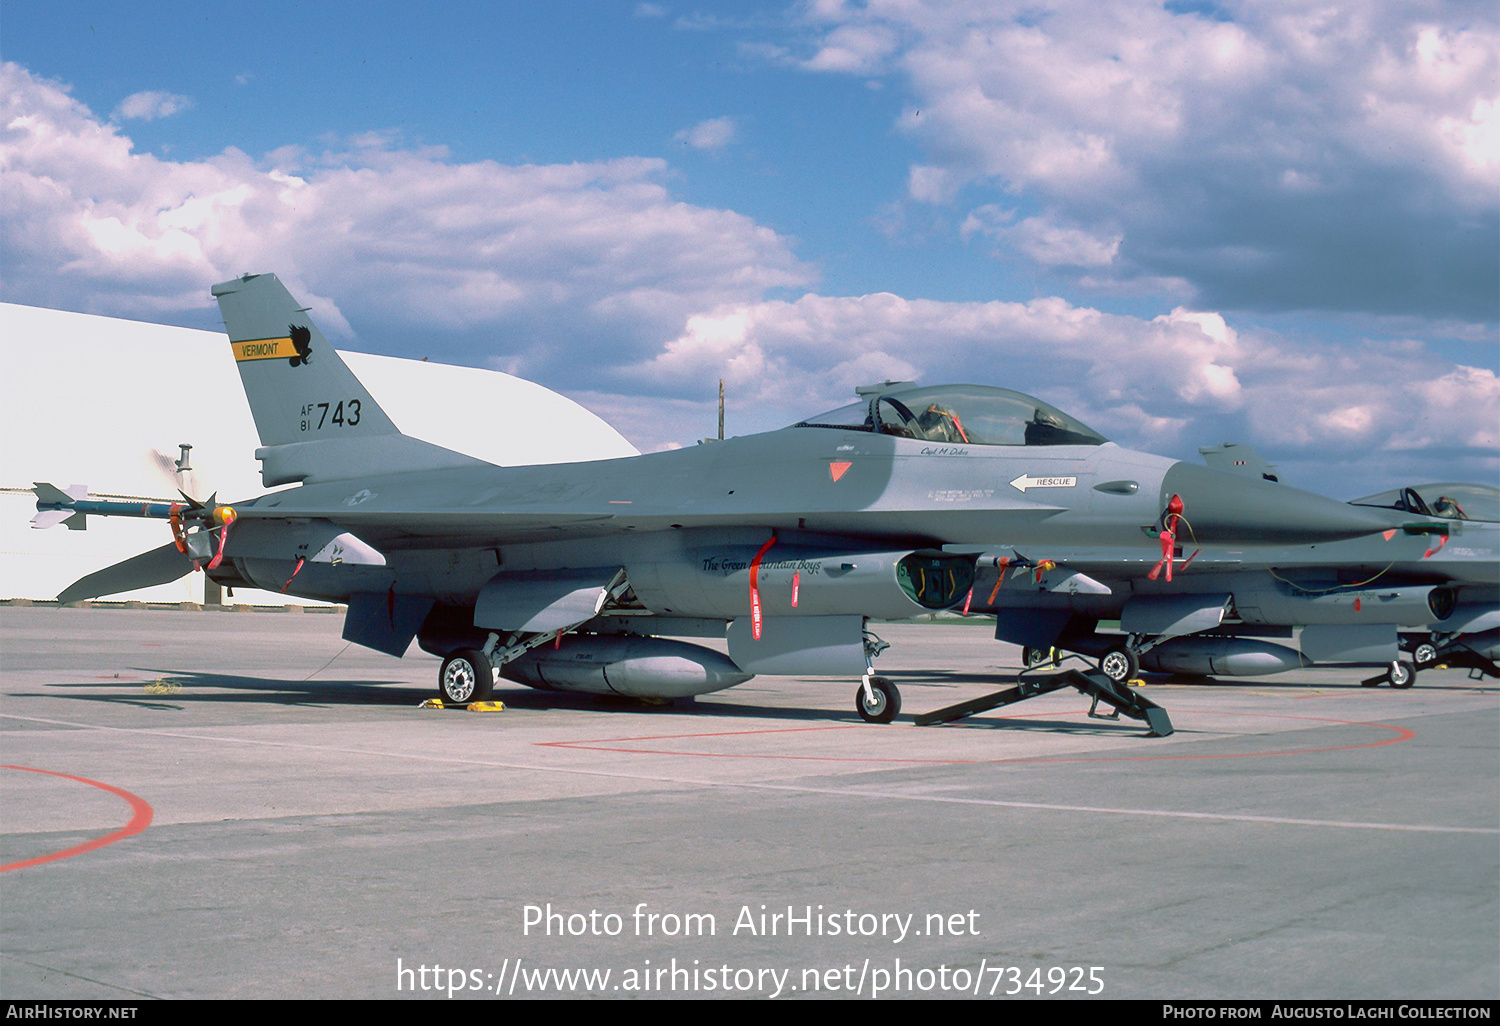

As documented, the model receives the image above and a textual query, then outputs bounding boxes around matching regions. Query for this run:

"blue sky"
[2,0,1496,495]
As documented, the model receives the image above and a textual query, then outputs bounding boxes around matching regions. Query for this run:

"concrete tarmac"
[1,606,1496,1000]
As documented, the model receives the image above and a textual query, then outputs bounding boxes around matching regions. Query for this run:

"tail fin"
[212,274,486,486]
[213,273,399,447]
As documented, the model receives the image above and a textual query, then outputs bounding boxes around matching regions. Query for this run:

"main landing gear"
[439,649,494,704]
[1096,644,1141,686]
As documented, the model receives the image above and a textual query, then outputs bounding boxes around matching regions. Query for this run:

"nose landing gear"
[855,676,901,723]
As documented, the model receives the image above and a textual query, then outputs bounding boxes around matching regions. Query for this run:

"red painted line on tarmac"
[538,711,1414,766]
[0,766,153,872]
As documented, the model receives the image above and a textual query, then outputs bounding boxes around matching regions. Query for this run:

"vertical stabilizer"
[212,273,488,486]
[212,273,399,447]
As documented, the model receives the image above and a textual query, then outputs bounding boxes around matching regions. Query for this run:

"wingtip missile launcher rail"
[32,482,238,572]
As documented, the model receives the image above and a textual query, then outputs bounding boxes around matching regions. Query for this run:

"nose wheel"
[1362,659,1419,689]
[1387,660,1416,690]
[856,676,901,723]
[1021,646,1059,669]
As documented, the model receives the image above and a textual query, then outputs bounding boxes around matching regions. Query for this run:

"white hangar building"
[0,303,638,605]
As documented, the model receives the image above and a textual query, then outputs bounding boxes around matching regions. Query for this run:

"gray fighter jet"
[34,273,1493,722]
[972,473,1498,691]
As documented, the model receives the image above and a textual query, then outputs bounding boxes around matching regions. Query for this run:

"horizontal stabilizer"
[57,541,194,604]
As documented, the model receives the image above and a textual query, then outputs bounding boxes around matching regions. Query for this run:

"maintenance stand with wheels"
[914,667,1175,737]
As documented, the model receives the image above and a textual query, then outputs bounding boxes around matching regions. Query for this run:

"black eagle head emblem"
[288,324,313,367]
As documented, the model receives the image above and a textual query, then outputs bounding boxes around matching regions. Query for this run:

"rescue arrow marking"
[1009,474,1077,492]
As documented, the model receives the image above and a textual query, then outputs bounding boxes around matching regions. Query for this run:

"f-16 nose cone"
[1161,462,1402,544]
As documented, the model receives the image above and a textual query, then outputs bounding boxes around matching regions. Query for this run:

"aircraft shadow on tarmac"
[21,664,1480,725]
[24,669,854,721]
[28,668,423,710]
[17,669,1131,729]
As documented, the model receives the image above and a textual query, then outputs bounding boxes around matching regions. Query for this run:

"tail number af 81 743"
[300,399,363,432]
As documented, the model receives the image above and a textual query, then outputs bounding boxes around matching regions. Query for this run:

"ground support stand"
[913,669,1174,737]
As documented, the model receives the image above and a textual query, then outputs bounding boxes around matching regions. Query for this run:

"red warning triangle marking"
[1382,530,1396,541]
[830,461,852,482]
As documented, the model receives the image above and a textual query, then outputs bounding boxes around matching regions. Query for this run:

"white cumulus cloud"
[115,90,193,121]
[787,0,1500,321]
[2,60,1491,494]
[613,291,1495,494]
[675,116,739,150]
[0,62,810,385]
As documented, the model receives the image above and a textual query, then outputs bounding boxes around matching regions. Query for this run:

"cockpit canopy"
[1349,483,1499,523]
[794,383,1108,447]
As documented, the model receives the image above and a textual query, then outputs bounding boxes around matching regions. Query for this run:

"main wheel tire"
[855,676,901,724]
[1098,645,1139,685]
[1413,643,1438,668]
[1388,660,1417,690]
[440,649,494,704]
